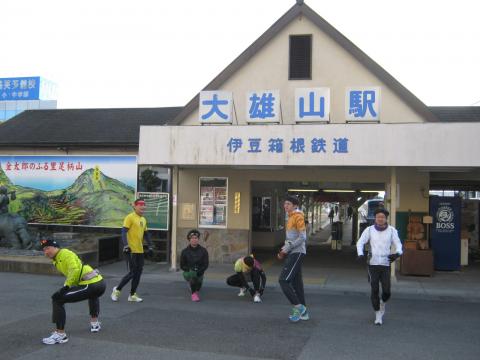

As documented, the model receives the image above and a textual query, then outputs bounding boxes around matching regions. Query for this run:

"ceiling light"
[287,189,318,192]
[323,190,355,193]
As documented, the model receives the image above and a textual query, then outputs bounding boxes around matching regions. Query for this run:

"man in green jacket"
[40,237,106,345]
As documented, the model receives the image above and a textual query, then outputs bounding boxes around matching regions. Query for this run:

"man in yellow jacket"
[111,198,153,303]
[40,237,106,345]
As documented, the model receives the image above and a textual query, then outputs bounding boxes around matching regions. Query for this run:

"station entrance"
[250,180,384,269]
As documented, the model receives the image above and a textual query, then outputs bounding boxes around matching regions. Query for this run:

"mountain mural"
[0,167,135,227]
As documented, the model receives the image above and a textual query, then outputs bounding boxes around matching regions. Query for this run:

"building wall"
[180,16,426,126]
[175,166,429,262]
[395,168,430,212]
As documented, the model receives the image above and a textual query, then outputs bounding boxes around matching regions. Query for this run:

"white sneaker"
[90,321,101,333]
[238,288,246,297]
[111,286,121,302]
[374,311,383,325]
[380,300,386,316]
[128,293,143,302]
[253,294,262,303]
[42,331,68,345]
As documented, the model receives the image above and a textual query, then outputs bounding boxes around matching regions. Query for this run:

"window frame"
[288,34,313,80]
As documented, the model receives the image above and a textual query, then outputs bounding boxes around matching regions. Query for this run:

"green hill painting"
[0,156,136,227]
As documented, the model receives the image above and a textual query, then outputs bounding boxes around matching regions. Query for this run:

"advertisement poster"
[430,196,461,271]
[137,192,169,231]
[0,155,136,227]
[199,179,227,227]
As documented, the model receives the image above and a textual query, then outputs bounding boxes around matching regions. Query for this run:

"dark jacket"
[180,245,209,276]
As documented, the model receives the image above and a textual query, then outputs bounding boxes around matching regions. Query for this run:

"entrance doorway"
[250,180,384,268]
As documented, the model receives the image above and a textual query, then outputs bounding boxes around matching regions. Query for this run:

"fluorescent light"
[287,189,318,192]
[323,190,354,193]
[322,190,382,193]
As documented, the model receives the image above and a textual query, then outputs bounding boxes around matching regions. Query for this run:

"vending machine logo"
[436,205,455,231]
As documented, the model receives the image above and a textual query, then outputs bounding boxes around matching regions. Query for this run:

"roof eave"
[0,142,139,148]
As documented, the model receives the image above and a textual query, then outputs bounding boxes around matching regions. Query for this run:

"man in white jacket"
[356,208,402,325]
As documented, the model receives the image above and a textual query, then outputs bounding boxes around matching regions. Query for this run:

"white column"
[170,166,179,271]
[389,166,397,280]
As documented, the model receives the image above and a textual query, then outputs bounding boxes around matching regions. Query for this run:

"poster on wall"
[137,192,169,231]
[0,155,137,227]
[199,178,227,227]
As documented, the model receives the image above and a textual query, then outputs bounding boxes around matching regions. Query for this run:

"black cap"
[374,208,390,217]
[285,195,300,206]
[40,237,60,249]
[187,229,201,239]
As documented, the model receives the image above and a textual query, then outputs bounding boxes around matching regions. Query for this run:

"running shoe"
[191,292,200,302]
[300,310,310,321]
[128,293,143,302]
[90,321,101,333]
[42,331,68,345]
[110,287,121,302]
[289,305,306,322]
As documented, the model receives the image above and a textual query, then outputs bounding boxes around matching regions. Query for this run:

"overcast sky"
[1,0,479,109]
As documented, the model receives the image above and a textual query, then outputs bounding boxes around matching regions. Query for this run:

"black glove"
[357,255,365,262]
[146,247,154,257]
[122,245,131,254]
[52,286,70,301]
[388,253,400,263]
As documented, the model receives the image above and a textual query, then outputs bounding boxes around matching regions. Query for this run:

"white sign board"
[246,90,280,123]
[345,87,380,121]
[139,123,480,167]
[199,91,233,124]
[295,87,330,122]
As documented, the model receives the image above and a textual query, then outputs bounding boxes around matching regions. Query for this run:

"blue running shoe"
[289,305,306,322]
[300,310,310,321]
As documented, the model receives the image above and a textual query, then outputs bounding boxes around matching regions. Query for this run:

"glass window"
[252,196,272,231]
[199,177,227,228]
[138,166,170,193]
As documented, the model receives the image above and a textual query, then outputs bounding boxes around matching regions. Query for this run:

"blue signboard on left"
[0,77,41,101]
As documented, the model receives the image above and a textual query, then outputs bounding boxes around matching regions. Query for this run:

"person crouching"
[227,255,266,303]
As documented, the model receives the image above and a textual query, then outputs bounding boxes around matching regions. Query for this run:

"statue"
[0,186,32,249]
[407,215,427,250]
[0,185,14,214]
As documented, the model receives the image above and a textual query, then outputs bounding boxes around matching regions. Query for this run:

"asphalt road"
[1,271,479,360]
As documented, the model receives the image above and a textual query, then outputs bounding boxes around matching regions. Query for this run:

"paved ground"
[2,220,480,359]
[2,259,480,360]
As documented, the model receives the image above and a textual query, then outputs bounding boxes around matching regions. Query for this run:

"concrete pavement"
[1,267,480,360]
[98,239,480,304]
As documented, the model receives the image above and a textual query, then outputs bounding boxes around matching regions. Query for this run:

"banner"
[429,196,461,271]
[0,155,137,227]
